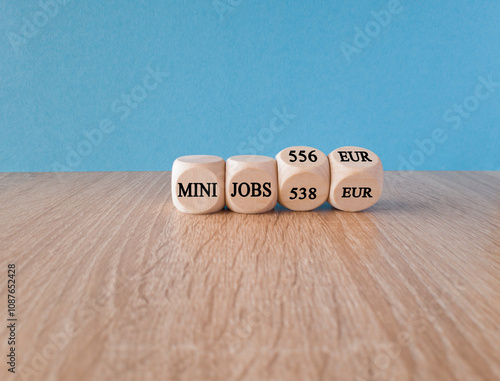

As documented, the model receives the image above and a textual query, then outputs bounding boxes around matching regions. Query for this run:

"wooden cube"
[172,155,225,214]
[328,146,383,212]
[275,146,330,211]
[226,155,278,214]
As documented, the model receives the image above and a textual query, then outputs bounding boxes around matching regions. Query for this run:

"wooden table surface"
[1,171,499,381]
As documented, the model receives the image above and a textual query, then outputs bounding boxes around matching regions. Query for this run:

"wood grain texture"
[0,171,499,381]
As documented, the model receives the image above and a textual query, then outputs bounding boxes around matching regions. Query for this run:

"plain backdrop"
[1,0,499,172]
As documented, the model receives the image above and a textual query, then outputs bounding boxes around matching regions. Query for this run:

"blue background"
[1,0,499,172]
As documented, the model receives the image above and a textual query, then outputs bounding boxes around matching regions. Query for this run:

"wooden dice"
[226,155,278,213]
[172,155,225,214]
[172,147,383,214]
[328,146,383,212]
[276,146,330,211]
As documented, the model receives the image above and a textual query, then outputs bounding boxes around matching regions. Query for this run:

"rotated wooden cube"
[328,146,383,212]
[275,146,330,211]
[226,155,278,214]
[172,155,225,214]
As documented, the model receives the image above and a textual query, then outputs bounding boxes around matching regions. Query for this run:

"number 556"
[289,150,317,163]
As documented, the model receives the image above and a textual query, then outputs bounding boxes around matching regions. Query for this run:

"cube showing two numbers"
[275,146,329,211]
[172,146,383,214]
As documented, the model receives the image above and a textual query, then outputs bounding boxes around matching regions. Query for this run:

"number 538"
[289,187,317,200]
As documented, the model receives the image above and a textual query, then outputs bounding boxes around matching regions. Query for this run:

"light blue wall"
[1,0,499,172]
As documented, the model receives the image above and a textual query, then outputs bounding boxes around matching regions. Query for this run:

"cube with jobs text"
[226,155,278,214]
